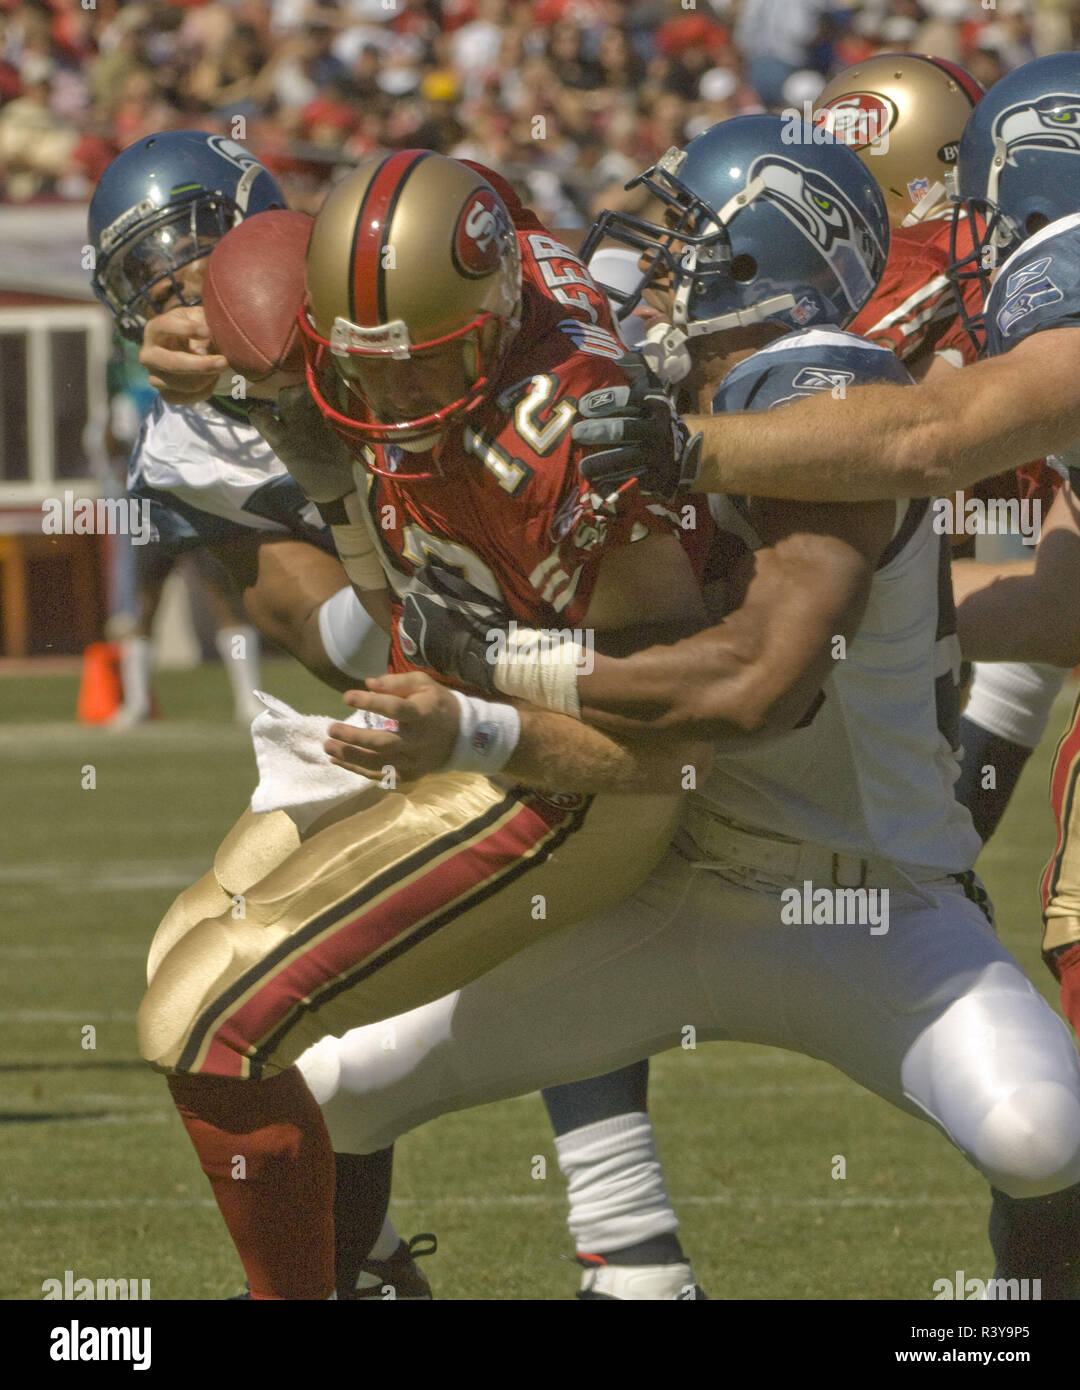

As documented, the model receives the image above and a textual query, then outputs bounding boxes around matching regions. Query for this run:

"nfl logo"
[791,296,818,326]
[472,725,494,756]
[907,177,931,204]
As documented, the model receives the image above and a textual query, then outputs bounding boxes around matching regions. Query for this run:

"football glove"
[249,383,356,507]
[399,564,511,696]
[572,353,702,500]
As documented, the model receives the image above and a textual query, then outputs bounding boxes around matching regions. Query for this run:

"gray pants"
[298,845,1080,1200]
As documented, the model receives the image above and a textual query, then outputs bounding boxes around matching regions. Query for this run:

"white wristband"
[444,690,521,775]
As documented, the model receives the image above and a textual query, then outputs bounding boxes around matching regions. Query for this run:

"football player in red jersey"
[139,152,717,1300]
[814,54,1068,842]
[816,54,986,380]
[290,115,1080,1302]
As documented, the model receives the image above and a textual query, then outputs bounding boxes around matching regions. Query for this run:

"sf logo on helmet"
[454,189,511,278]
[815,93,896,154]
[994,94,1080,158]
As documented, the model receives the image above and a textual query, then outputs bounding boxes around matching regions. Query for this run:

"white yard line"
[0,861,204,891]
[1,1192,981,1210]
[0,1010,136,1022]
[0,945,145,959]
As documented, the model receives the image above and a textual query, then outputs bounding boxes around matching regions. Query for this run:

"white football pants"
[297,844,1080,1200]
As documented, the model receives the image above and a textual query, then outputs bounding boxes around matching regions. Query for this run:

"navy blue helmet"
[88,130,285,342]
[951,53,1080,341]
[581,114,889,381]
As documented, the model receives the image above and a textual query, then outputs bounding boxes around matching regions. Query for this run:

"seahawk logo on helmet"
[993,94,1080,158]
[748,155,881,311]
[579,114,889,385]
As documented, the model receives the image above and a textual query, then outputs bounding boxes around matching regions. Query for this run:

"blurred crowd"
[0,0,1077,224]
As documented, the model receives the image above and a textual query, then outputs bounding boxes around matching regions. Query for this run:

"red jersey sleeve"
[849,217,956,360]
[849,213,984,366]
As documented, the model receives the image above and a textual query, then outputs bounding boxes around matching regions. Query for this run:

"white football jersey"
[128,395,327,550]
[692,330,981,875]
[695,495,980,874]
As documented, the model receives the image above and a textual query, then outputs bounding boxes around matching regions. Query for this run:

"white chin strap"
[640,322,694,385]
[640,294,798,386]
[640,170,796,385]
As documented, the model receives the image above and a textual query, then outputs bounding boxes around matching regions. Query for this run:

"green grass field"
[0,661,1072,1301]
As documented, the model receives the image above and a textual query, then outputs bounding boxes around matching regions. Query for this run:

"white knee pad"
[975,1080,1080,1199]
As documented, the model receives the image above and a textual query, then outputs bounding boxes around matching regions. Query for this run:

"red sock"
[167,1066,335,1300]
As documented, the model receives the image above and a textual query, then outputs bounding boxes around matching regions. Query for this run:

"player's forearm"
[956,482,1080,663]
[575,540,872,742]
[577,628,831,745]
[956,562,1080,666]
[686,339,1080,503]
[506,706,711,795]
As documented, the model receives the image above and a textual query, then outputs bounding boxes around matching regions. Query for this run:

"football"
[202,209,313,386]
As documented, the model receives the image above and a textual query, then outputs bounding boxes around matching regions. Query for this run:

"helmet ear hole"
[731,254,757,282]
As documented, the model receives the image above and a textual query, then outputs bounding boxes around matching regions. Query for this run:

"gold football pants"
[138,774,680,1078]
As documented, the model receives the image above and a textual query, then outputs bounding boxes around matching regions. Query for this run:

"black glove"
[572,353,701,499]
[398,564,512,695]
[249,383,356,508]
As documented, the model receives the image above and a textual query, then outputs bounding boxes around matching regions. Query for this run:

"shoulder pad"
[712,329,913,415]
[985,214,1080,357]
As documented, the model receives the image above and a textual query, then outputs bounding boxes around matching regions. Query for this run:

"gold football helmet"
[300,150,522,470]
[813,54,983,227]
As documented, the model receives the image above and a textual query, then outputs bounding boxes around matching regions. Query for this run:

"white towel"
[250,690,398,834]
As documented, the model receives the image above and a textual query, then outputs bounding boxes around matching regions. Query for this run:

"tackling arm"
[685,328,1080,502]
[210,534,390,692]
[332,503,892,787]
[330,530,715,792]
[573,500,893,741]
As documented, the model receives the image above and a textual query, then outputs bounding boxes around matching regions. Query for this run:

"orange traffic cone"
[77,641,123,723]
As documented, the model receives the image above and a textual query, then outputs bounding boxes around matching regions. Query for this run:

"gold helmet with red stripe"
[301,150,521,470]
[813,54,983,227]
